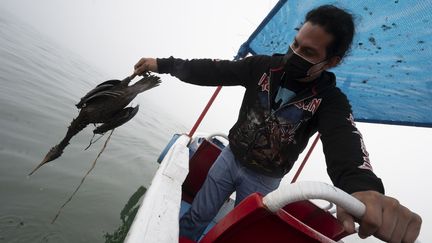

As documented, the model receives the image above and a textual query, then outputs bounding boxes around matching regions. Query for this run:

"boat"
[124,0,431,242]
[124,133,367,242]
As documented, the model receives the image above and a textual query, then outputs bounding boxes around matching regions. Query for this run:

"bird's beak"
[28,157,49,176]
[28,148,59,176]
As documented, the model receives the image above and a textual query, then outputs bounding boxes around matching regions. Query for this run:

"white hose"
[262,181,365,219]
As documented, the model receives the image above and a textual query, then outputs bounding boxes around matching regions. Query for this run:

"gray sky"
[1,0,431,241]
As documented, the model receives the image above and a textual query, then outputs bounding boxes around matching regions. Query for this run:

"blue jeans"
[179,146,282,241]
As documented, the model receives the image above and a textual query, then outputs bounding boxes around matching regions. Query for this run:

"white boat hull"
[124,135,190,243]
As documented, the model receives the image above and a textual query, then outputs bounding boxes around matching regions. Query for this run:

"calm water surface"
[0,9,187,242]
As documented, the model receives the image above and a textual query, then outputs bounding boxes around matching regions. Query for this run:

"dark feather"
[76,80,121,108]
[93,106,139,134]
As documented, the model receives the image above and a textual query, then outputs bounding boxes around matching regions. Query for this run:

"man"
[134,5,422,242]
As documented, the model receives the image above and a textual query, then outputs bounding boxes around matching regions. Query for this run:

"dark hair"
[305,5,355,60]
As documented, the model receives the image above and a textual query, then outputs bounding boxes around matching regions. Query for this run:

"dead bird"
[29,73,161,175]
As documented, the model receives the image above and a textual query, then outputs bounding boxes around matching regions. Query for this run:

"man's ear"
[325,56,341,69]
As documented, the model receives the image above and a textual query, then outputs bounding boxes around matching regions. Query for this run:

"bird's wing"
[93,106,139,134]
[76,80,121,108]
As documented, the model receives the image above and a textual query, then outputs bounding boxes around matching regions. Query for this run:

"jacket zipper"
[266,93,315,122]
[266,69,316,121]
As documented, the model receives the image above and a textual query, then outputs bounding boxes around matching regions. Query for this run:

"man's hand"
[337,191,422,242]
[134,58,158,75]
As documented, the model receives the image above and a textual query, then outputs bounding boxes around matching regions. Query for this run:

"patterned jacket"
[157,55,384,194]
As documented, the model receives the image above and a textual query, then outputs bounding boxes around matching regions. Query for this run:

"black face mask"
[283,45,326,81]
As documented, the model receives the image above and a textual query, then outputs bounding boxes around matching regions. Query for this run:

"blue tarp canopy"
[237,0,432,128]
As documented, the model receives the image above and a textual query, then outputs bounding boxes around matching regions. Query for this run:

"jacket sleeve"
[156,56,268,87]
[316,88,385,195]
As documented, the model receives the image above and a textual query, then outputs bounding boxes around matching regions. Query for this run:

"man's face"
[292,21,333,63]
[289,21,340,82]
